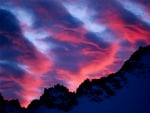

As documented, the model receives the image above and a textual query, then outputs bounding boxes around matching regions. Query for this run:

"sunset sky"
[0,0,150,107]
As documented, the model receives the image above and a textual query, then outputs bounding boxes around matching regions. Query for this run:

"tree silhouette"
[40,84,77,111]
[0,93,5,113]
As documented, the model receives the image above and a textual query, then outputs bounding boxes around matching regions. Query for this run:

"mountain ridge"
[0,45,150,113]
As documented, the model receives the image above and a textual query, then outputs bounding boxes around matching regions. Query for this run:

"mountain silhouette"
[0,45,150,113]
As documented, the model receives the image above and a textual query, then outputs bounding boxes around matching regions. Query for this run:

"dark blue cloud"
[0,9,21,33]
[0,80,23,101]
[120,40,132,48]
[0,61,25,78]
[85,32,110,49]
[45,37,89,73]
[0,9,25,80]
[22,0,83,29]
[135,40,147,47]
[0,34,11,46]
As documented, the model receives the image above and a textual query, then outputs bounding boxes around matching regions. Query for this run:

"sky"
[0,0,150,107]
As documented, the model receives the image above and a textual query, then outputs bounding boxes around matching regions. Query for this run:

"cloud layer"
[0,0,150,107]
